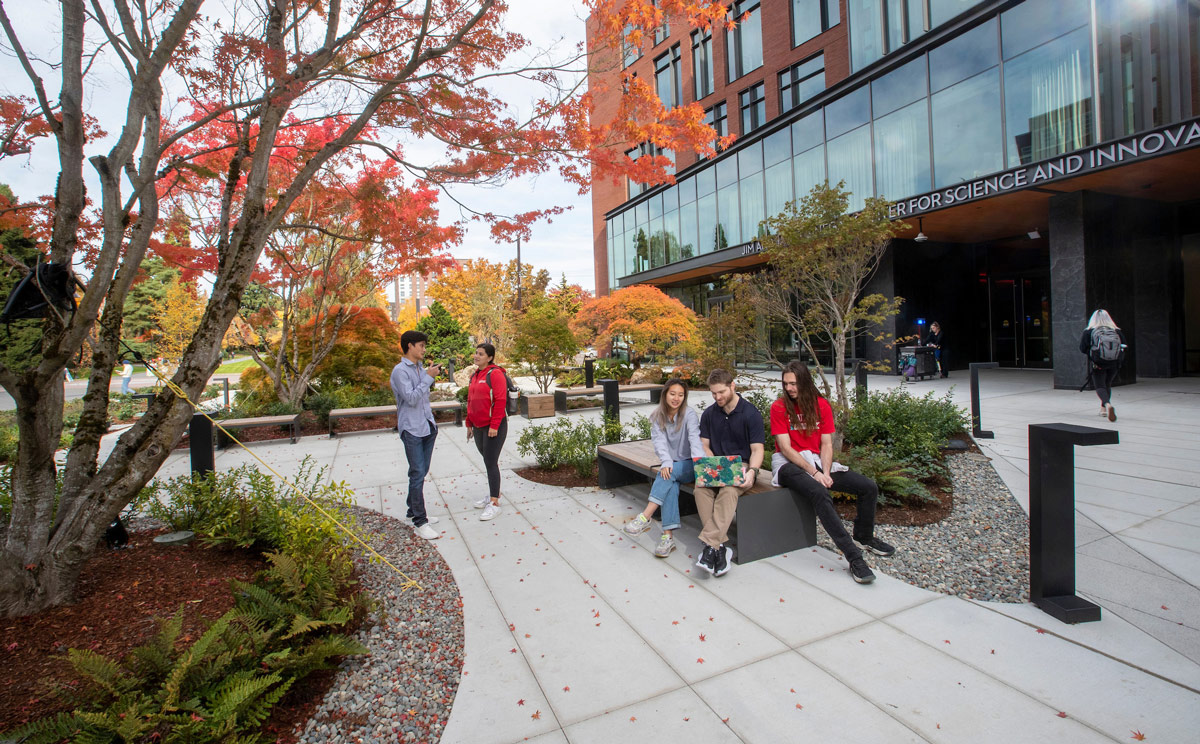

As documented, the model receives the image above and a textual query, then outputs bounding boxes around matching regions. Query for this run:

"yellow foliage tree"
[154,279,206,365]
[572,285,699,368]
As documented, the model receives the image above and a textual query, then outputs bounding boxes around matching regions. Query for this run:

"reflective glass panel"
[716,154,739,189]
[764,160,793,219]
[679,200,698,259]
[1001,0,1090,60]
[930,0,981,29]
[626,229,640,276]
[872,56,927,117]
[1004,26,1093,166]
[678,175,697,204]
[825,85,870,139]
[738,141,764,175]
[695,165,716,197]
[662,185,679,212]
[717,183,740,248]
[873,99,931,201]
[793,144,826,200]
[648,192,663,220]
[740,171,765,241]
[764,128,791,166]
[932,68,1003,187]
[848,0,883,72]
[929,18,998,92]
[607,229,616,288]
[635,200,649,232]
[663,209,681,263]
[697,192,718,253]
[649,215,664,267]
[827,125,873,211]
[792,110,824,152]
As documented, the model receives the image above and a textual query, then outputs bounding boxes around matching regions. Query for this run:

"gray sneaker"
[654,534,676,558]
[623,514,652,535]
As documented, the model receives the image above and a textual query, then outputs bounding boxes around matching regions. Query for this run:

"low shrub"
[554,368,585,387]
[842,387,969,462]
[838,445,939,507]
[593,359,633,383]
[516,413,641,477]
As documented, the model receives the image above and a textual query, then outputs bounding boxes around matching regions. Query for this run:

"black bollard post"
[585,358,595,388]
[600,378,620,424]
[220,377,230,410]
[448,359,455,380]
[851,359,868,404]
[969,362,1000,438]
[1028,423,1118,624]
[189,412,215,477]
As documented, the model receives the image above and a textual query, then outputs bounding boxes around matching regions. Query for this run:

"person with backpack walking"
[466,343,510,521]
[1079,309,1125,422]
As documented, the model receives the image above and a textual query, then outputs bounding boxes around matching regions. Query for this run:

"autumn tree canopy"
[572,285,698,368]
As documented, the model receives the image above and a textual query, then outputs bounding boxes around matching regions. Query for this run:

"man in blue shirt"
[695,368,764,577]
[390,330,445,540]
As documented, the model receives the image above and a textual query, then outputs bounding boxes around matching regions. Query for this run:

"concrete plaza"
[149,368,1200,743]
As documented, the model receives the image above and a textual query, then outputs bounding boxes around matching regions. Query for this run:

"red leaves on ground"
[629,716,637,722]
[1057,712,1068,718]
[795,703,804,710]
[517,699,525,706]
[531,710,541,720]
[1130,730,1146,740]
[698,634,706,642]
[562,686,570,692]
[696,658,705,664]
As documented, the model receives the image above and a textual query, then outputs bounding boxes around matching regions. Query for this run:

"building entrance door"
[989,273,1052,368]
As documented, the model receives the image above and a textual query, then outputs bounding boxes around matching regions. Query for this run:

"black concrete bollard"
[1028,423,1118,624]
[189,412,215,477]
[447,360,455,380]
[585,358,595,388]
[969,362,1000,438]
[851,359,868,404]
[600,378,620,423]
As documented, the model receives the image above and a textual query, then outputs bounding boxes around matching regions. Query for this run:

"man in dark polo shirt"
[694,368,764,577]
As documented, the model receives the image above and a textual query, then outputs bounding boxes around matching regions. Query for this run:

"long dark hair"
[781,360,821,435]
[650,378,689,432]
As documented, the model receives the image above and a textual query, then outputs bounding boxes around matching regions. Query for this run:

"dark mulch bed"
[515,463,598,488]
[0,529,346,741]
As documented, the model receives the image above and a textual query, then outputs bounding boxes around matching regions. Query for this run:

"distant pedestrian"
[925,320,948,378]
[390,330,445,540]
[466,343,509,522]
[120,360,134,394]
[1080,309,1125,422]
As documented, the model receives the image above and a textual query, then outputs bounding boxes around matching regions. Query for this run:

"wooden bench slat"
[327,400,462,436]
[221,414,299,427]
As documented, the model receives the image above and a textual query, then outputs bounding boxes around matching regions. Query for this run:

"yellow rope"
[140,362,422,593]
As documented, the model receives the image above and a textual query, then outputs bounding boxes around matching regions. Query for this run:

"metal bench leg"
[731,489,818,564]
[598,457,646,489]
[455,408,463,426]
[329,418,337,438]
[554,390,567,412]
[650,389,661,404]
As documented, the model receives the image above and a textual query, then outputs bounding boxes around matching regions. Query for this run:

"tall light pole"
[515,236,522,311]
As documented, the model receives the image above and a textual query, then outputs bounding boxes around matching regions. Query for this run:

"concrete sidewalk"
[147,369,1200,743]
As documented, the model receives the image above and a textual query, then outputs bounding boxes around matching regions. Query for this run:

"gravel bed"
[817,451,1031,603]
[293,508,464,744]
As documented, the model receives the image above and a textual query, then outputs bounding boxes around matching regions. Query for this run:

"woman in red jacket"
[466,343,509,521]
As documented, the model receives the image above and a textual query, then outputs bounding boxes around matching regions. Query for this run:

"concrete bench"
[327,400,462,437]
[216,413,301,447]
[554,383,663,412]
[597,438,817,565]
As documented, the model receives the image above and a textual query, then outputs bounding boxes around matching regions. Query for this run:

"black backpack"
[482,366,521,416]
[1090,326,1122,364]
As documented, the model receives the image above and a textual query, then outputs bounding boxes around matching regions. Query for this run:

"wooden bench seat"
[327,400,462,437]
[554,383,664,412]
[216,413,300,447]
[597,438,817,565]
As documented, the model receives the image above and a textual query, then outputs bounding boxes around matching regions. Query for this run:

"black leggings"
[473,417,508,500]
[1091,365,1118,406]
[777,462,879,562]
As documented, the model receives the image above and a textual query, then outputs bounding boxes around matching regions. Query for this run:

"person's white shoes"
[472,496,490,509]
[480,502,501,521]
[415,523,441,540]
[411,515,440,526]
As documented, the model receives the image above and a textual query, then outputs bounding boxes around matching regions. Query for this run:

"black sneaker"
[856,536,896,557]
[712,545,733,577]
[849,557,876,584]
[695,545,716,575]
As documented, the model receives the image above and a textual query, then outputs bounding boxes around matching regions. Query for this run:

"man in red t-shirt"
[768,362,896,585]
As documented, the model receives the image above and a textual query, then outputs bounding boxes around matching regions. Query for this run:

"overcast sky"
[0,0,599,294]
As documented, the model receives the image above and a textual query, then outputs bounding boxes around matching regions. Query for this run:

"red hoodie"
[466,364,507,430]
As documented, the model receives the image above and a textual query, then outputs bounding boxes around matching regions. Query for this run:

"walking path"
[145,368,1200,743]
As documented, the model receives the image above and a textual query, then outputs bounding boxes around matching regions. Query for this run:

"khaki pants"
[693,483,750,548]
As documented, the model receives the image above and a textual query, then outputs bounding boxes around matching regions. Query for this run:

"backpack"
[1089,326,1122,364]
[483,366,521,416]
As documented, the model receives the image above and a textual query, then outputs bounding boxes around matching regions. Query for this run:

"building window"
[652,0,671,45]
[692,28,714,100]
[654,45,682,110]
[1003,25,1093,166]
[779,53,825,113]
[726,0,763,83]
[622,24,642,68]
[739,82,767,134]
[626,142,676,199]
[793,0,839,47]
[849,0,989,73]
[704,102,729,139]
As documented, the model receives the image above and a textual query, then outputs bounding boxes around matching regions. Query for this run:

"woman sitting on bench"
[622,378,702,558]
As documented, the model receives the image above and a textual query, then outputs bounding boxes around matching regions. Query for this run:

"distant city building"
[587,0,1200,384]
[390,258,460,323]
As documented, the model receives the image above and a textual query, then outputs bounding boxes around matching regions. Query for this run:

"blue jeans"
[121,376,132,394]
[648,459,695,532]
[400,427,438,526]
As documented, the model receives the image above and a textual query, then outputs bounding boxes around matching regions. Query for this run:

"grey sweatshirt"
[651,406,704,466]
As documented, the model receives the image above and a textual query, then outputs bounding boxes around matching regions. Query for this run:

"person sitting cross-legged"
[769,361,895,584]
[623,378,703,558]
[693,368,765,577]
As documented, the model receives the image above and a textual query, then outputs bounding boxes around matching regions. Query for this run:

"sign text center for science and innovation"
[888,117,1200,220]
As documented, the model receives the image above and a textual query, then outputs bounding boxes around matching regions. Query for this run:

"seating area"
[215,413,301,448]
[553,382,662,412]
[597,438,817,564]
[328,400,462,437]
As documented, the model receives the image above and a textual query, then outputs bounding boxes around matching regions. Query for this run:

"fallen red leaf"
[524,633,531,638]
[943,640,951,644]
[1057,712,1068,718]
[795,703,803,709]
[1130,730,1146,741]
[697,657,705,664]
[699,634,706,642]
[510,648,517,653]
[672,620,679,625]
[1161,605,1169,610]
[630,716,637,722]
[1036,628,1046,634]
[790,688,795,693]
[563,686,570,692]
[517,699,525,706]
[531,710,541,720]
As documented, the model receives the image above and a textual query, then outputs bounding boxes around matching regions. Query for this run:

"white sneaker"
[415,523,440,540]
[472,496,490,509]
[411,515,440,526]
[480,502,501,521]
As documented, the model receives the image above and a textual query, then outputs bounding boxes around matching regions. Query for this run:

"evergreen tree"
[416,301,474,367]
[122,257,180,355]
